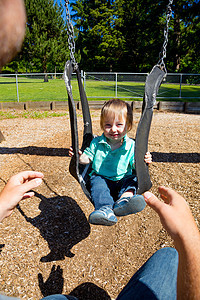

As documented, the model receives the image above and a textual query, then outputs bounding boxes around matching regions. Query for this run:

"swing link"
[157,0,173,73]
[65,0,78,69]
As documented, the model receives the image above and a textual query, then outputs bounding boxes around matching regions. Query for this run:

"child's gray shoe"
[113,195,146,216]
[89,206,117,226]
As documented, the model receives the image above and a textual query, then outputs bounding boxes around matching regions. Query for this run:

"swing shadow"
[152,152,200,163]
[17,192,90,262]
[0,146,70,157]
[0,146,199,163]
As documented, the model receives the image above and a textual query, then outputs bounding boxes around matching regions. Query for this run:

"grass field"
[0,75,199,102]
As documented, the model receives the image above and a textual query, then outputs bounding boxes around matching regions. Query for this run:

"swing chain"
[157,0,173,73]
[65,0,78,69]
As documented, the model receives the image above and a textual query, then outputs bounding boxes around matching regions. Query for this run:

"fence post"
[179,74,182,98]
[15,73,19,102]
[115,73,118,98]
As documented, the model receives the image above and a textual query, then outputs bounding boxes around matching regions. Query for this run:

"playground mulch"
[0,110,199,300]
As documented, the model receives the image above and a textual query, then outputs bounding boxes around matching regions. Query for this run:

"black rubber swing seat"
[135,65,166,194]
[64,62,166,203]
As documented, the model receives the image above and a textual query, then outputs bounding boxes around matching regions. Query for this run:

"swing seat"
[64,61,94,202]
[64,62,166,203]
[135,65,166,194]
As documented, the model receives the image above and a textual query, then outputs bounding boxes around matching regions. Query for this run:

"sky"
[54,0,73,20]
[54,0,66,8]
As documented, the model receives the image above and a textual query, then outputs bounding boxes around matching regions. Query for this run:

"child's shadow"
[17,192,91,262]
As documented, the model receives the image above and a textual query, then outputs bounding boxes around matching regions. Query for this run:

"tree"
[72,0,125,71]
[72,0,169,72]
[116,0,170,72]
[2,0,199,73]
[173,0,200,73]
[22,0,69,73]
[72,0,200,73]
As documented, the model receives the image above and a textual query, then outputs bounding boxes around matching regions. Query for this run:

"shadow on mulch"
[152,152,200,163]
[38,265,64,296]
[1,146,199,163]
[17,192,90,262]
[0,244,5,253]
[0,146,70,157]
[69,282,111,300]
[38,265,111,300]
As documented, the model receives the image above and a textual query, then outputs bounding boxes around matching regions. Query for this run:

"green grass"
[0,110,68,120]
[0,76,68,102]
[0,76,199,102]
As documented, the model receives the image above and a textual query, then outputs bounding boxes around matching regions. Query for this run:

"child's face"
[103,112,127,143]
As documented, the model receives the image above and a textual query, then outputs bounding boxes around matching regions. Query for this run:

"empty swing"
[64,0,173,203]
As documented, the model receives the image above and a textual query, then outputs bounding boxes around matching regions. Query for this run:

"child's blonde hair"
[100,99,133,131]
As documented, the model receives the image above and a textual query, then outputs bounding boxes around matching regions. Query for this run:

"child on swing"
[69,99,152,226]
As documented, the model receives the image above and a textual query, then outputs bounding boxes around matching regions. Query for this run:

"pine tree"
[168,0,200,72]
[72,0,125,71]
[22,0,69,73]
[72,0,199,73]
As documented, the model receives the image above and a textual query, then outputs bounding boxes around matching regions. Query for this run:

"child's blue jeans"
[90,174,137,210]
[41,247,178,300]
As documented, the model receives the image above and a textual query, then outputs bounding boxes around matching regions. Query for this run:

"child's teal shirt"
[83,133,135,181]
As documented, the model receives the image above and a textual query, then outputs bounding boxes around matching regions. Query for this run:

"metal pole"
[115,73,118,98]
[179,74,182,98]
[16,74,19,102]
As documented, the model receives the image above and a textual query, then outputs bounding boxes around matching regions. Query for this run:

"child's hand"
[69,147,82,157]
[144,152,152,165]
[69,147,90,164]
[69,147,74,157]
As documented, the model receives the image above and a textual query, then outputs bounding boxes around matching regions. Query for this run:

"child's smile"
[103,113,127,144]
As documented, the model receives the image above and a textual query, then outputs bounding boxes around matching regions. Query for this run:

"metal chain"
[65,0,78,69]
[157,0,173,72]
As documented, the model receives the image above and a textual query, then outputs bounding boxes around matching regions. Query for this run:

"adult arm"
[0,171,44,222]
[144,187,200,300]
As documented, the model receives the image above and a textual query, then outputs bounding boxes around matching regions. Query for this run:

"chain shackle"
[157,0,173,72]
[65,0,78,69]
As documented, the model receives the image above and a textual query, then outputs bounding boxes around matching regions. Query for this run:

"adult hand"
[144,186,199,243]
[0,171,44,221]
[144,187,200,300]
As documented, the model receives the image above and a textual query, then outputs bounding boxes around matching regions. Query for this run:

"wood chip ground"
[0,110,199,299]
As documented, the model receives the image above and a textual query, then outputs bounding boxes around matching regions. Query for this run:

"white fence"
[0,72,199,103]
[84,72,200,101]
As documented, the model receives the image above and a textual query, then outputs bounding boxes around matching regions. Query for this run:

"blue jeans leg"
[118,175,137,199]
[41,295,78,300]
[116,247,178,300]
[90,175,114,210]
